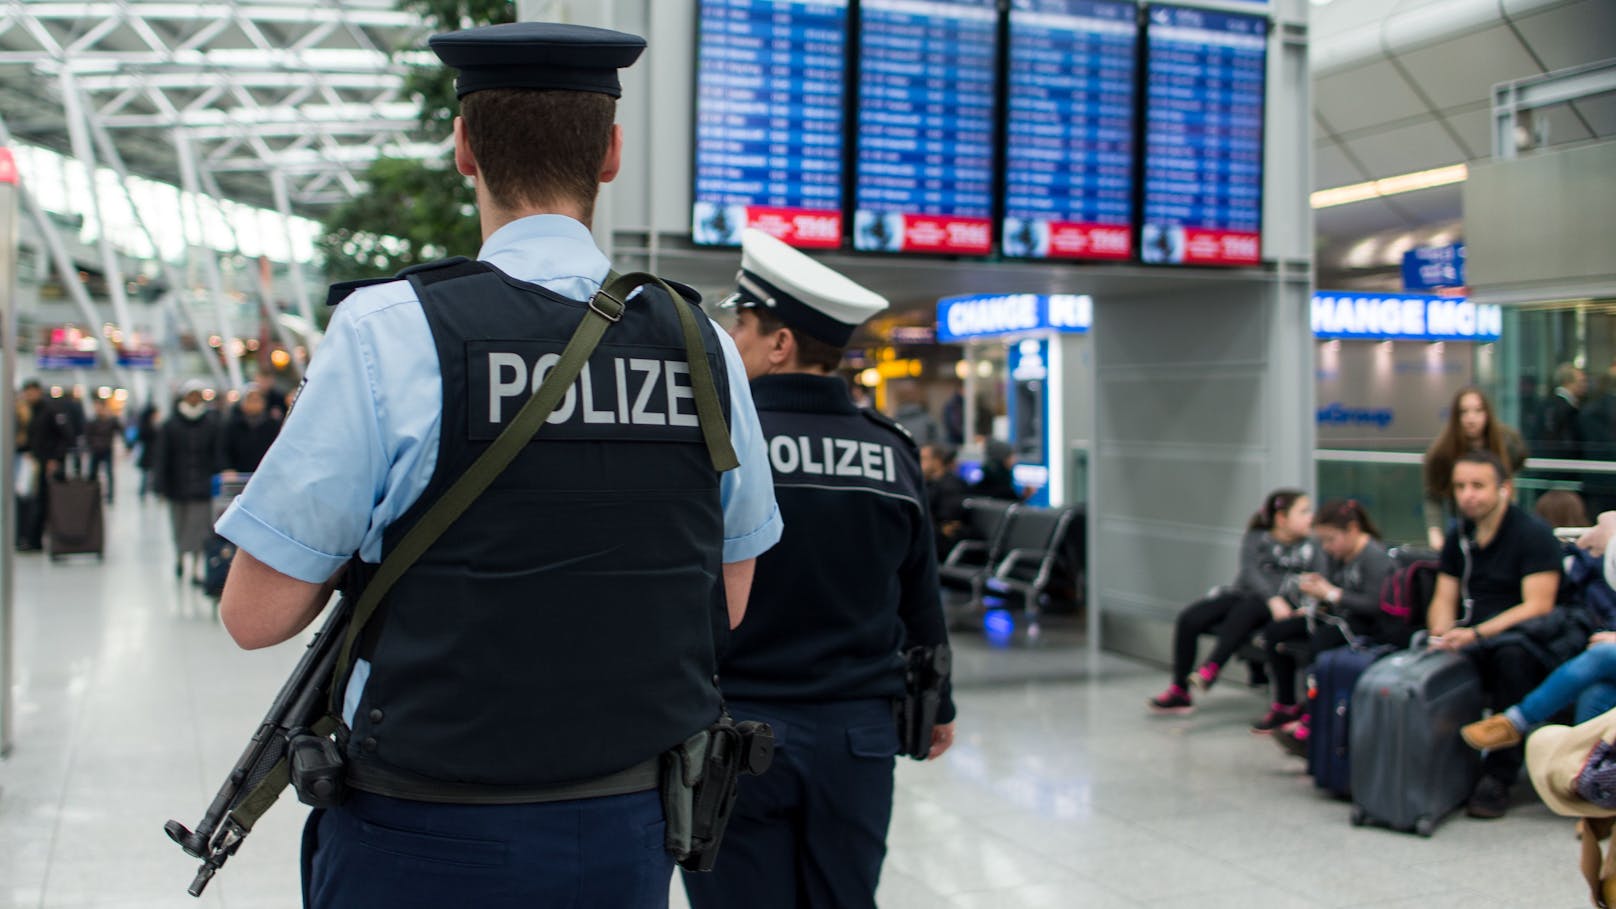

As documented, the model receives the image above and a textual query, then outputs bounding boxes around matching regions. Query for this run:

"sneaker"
[1251,703,1303,735]
[1466,776,1511,819]
[1148,685,1194,715]
[1189,662,1220,693]
[1461,714,1522,752]
[1274,724,1309,758]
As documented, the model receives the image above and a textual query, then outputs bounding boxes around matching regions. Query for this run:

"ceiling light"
[1311,164,1469,209]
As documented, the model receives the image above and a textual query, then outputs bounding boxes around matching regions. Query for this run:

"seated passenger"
[921,443,968,560]
[1149,489,1320,715]
[1463,510,1616,751]
[1252,499,1395,734]
[1426,450,1563,819]
[1463,633,1616,751]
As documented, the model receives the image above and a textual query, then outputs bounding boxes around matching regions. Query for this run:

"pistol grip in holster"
[661,718,774,872]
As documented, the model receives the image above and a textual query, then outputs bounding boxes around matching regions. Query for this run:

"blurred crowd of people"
[12,375,288,575]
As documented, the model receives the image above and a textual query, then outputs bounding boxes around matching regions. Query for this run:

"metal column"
[173,130,244,390]
[270,170,319,359]
[0,147,17,757]
[84,109,229,391]
[59,70,139,391]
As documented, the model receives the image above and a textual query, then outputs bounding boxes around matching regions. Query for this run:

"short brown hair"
[460,89,615,218]
[751,307,845,373]
[1455,449,1509,484]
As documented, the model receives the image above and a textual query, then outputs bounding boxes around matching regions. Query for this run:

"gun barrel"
[166,597,353,893]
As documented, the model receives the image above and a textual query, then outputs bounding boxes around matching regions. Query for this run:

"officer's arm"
[220,549,342,650]
[722,558,754,629]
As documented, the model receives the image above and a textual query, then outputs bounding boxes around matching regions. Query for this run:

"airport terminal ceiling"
[0,0,1611,286]
[0,0,434,216]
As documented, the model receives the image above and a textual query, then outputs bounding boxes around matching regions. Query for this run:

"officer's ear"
[452,116,478,179]
[599,124,624,185]
[769,326,798,369]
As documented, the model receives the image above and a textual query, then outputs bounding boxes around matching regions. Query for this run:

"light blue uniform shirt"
[218,214,782,581]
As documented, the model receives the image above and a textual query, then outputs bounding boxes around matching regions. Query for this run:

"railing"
[1315,449,1616,545]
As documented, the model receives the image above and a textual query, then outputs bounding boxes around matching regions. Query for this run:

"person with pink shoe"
[1149,489,1321,714]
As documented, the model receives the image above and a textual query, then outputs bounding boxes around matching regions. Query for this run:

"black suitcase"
[1349,647,1483,835]
[201,534,235,598]
[47,475,104,560]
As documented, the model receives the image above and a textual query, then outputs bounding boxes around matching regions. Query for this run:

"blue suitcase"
[1308,644,1389,797]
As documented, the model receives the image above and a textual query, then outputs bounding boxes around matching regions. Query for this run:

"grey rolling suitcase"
[1348,646,1483,836]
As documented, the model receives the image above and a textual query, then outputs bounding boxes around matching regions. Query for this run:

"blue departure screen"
[854,0,998,256]
[693,0,848,248]
[1002,0,1136,261]
[1141,4,1266,266]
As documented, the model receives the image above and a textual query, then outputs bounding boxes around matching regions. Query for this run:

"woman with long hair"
[1423,387,1528,550]
[1254,499,1395,743]
[1148,489,1321,715]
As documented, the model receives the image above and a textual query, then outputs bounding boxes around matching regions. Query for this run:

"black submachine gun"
[164,599,351,897]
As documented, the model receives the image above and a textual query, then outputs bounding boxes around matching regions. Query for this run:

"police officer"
[214,23,782,908]
[683,230,957,909]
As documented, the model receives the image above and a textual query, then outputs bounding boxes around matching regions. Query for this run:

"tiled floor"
[0,468,1584,907]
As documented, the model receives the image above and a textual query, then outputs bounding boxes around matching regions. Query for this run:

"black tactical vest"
[343,259,729,799]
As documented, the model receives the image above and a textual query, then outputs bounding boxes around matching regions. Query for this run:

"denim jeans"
[1520,642,1616,726]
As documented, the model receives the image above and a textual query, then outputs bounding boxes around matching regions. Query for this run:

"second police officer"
[684,230,957,909]
[213,23,782,908]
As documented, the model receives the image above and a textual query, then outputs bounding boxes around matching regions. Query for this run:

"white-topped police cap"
[723,229,888,348]
[428,22,646,99]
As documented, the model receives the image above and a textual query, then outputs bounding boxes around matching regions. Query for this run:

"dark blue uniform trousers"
[302,788,671,908]
[682,699,898,909]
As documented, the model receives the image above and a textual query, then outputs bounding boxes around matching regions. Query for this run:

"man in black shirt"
[1427,449,1562,818]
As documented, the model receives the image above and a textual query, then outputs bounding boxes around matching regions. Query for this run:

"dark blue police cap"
[428,22,646,99]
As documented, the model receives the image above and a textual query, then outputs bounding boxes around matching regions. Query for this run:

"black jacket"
[26,398,74,463]
[218,411,281,473]
[152,410,222,501]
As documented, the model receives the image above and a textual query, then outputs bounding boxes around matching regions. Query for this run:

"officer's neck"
[765,363,831,379]
[477,196,590,241]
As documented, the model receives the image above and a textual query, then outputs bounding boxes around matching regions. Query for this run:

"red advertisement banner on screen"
[746,206,842,249]
[1047,222,1132,260]
[1182,229,1260,265]
[900,215,992,255]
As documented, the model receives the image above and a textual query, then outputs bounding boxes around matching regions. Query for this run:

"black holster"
[896,644,952,760]
[660,713,774,872]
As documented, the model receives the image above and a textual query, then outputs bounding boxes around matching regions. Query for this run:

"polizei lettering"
[467,340,716,443]
[768,435,897,483]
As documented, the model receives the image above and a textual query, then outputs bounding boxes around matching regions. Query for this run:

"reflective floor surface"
[0,466,1582,907]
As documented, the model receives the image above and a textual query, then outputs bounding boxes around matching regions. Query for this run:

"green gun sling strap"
[225,270,738,835]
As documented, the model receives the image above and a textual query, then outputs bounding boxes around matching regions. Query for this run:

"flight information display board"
[1140,5,1266,266]
[1002,0,1137,261]
[853,0,998,255]
[692,0,849,248]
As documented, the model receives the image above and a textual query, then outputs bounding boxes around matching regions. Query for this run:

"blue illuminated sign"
[1312,292,1499,342]
[1401,243,1466,291]
[936,293,1092,342]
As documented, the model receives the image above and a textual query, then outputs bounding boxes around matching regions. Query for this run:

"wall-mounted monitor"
[853,0,998,255]
[692,0,850,248]
[1140,4,1266,266]
[1002,0,1137,261]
